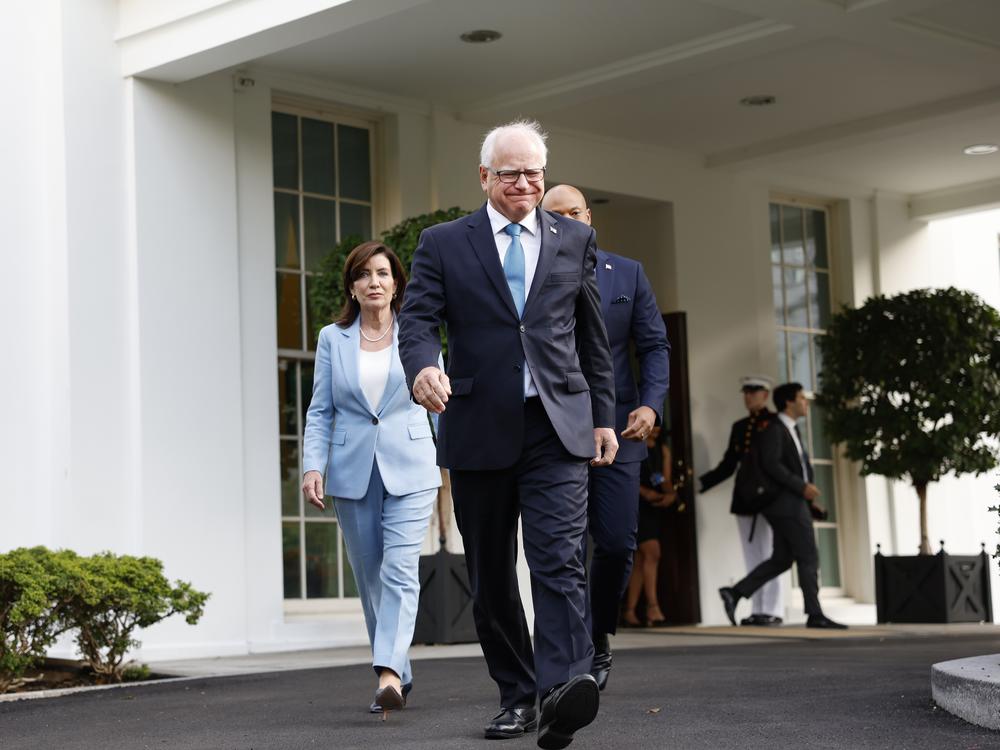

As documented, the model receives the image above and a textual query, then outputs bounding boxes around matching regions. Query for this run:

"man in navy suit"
[399,121,618,749]
[542,185,670,691]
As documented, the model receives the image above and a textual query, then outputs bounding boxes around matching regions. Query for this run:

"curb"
[0,675,200,703]
[931,654,1000,731]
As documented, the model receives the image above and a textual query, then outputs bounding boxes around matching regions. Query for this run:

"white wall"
[0,0,72,551]
[127,74,251,656]
[0,0,138,555]
[58,0,138,554]
[117,0,233,37]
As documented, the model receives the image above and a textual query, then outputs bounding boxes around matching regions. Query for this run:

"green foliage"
[307,233,365,341]
[64,553,209,683]
[122,662,151,682]
[0,548,209,691]
[818,287,1000,486]
[0,548,77,692]
[818,287,1000,552]
[307,207,470,342]
[380,207,470,273]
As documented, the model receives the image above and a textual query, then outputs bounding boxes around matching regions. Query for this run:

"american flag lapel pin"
[549,225,557,234]
[605,263,613,270]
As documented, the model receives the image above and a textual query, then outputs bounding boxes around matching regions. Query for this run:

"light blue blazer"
[303,318,441,500]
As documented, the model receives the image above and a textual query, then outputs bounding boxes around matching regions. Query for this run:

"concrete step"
[932,654,1000,731]
[784,595,877,626]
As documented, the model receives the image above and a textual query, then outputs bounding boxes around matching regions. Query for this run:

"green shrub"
[64,553,209,683]
[0,547,78,692]
[0,548,209,690]
[121,662,151,682]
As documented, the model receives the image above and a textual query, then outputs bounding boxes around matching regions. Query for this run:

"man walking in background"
[719,382,847,630]
[541,184,670,691]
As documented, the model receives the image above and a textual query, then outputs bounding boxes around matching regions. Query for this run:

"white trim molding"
[909,177,1000,221]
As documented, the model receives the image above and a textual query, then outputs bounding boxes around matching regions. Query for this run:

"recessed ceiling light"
[740,95,776,107]
[962,144,998,156]
[460,29,502,44]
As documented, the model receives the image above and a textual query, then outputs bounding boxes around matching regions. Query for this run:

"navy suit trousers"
[450,398,593,708]
[586,460,641,636]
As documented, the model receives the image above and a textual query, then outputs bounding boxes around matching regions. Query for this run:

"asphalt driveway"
[2,633,998,749]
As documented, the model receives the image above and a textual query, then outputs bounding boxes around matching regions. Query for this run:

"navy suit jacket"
[398,204,615,471]
[596,249,671,464]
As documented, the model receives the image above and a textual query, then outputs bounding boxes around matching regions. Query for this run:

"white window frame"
[272,101,379,610]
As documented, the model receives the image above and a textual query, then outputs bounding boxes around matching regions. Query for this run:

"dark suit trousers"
[586,460,640,636]
[450,398,593,708]
[733,500,823,617]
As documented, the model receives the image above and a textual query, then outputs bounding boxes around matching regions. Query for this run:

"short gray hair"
[479,119,548,169]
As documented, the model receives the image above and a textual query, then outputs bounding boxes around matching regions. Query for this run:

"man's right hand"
[412,366,451,414]
[803,482,821,501]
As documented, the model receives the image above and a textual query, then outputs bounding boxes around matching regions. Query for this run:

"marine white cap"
[739,374,773,391]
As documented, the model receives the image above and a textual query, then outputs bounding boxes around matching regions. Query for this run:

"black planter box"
[411,549,478,645]
[874,549,994,624]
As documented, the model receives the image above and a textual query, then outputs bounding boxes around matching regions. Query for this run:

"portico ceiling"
[244,0,1000,199]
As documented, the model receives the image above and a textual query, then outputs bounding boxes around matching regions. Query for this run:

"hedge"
[0,547,209,691]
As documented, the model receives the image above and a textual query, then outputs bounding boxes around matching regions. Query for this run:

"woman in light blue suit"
[302,241,440,718]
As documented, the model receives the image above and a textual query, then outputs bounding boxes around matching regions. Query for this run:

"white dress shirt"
[778,412,809,482]
[486,202,541,397]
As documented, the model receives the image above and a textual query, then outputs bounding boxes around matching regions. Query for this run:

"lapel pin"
[605,263,613,270]
[549,226,557,234]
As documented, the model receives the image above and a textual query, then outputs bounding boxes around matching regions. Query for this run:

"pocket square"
[612,295,631,304]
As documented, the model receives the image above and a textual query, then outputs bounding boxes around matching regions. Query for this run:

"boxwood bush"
[0,548,209,690]
[0,547,77,692]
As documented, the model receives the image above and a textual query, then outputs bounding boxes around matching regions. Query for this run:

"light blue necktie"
[503,223,526,318]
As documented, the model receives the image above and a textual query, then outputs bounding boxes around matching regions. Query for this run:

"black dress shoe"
[370,681,411,713]
[590,633,612,691]
[484,707,537,739]
[806,615,848,630]
[740,614,783,626]
[718,587,740,626]
[537,674,600,750]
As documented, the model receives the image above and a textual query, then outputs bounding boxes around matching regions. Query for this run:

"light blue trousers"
[334,462,435,686]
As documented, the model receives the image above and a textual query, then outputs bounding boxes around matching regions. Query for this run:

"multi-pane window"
[273,108,374,600]
[770,202,841,588]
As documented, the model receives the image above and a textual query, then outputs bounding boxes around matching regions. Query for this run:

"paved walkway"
[2,625,998,749]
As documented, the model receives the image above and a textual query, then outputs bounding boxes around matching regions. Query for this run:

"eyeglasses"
[486,167,546,184]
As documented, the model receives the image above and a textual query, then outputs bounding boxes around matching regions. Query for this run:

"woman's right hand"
[302,471,325,511]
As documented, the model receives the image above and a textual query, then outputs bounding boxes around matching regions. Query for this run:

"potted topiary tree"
[307,207,477,644]
[818,286,1000,623]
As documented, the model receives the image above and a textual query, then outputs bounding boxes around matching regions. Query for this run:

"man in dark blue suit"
[542,185,670,691]
[399,121,618,749]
